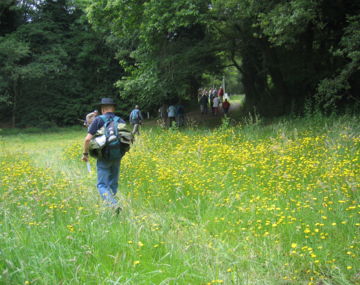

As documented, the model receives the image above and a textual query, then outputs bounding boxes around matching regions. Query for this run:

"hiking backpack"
[89,115,133,160]
[102,115,131,160]
[130,109,140,122]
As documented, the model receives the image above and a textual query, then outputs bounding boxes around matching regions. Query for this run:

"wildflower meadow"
[0,115,359,284]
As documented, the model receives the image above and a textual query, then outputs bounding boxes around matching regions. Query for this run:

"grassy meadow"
[0,115,359,284]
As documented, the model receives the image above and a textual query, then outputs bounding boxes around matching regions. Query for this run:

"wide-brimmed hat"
[99,98,116,105]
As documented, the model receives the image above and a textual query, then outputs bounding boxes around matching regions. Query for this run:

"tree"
[0,0,124,127]
[316,15,360,111]
[0,0,23,36]
[87,0,221,109]
[1,0,358,127]
[209,0,360,115]
[0,35,30,127]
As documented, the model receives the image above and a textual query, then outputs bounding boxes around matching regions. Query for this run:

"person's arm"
[82,133,93,162]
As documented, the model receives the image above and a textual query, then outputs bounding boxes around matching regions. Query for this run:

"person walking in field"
[175,102,185,127]
[84,110,99,128]
[167,104,176,127]
[210,88,217,115]
[82,98,125,213]
[158,104,167,121]
[158,104,168,128]
[222,98,230,115]
[213,95,220,115]
[129,105,143,135]
[199,93,208,115]
[217,86,224,103]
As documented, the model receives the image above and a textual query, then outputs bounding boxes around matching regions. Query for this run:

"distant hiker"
[158,104,167,121]
[175,102,185,127]
[211,88,217,97]
[167,104,176,127]
[197,88,203,100]
[157,104,167,128]
[199,94,208,115]
[129,105,143,135]
[84,110,99,128]
[209,91,215,115]
[213,96,220,115]
[222,99,230,115]
[82,98,125,213]
[217,86,224,98]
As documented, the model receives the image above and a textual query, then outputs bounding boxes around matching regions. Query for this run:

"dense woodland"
[0,0,359,127]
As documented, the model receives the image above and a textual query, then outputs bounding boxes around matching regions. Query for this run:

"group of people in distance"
[198,86,231,116]
[81,93,230,214]
[84,86,231,134]
[158,102,185,128]
[85,101,187,133]
[84,105,143,135]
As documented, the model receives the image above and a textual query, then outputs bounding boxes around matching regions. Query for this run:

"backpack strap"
[99,115,121,137]
[99,115,109,123]
[99,115,114,137]
[113,116,121,136]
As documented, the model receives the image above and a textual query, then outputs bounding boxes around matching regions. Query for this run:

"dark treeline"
[0,0,124,127]
[1,0,359,127]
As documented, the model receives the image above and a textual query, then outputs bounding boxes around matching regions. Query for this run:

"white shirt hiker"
[213,96,220,108]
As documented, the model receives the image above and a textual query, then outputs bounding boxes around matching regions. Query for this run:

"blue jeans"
[96,158,121,206]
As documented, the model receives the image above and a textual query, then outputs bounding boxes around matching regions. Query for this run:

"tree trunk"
[11,79,18,128]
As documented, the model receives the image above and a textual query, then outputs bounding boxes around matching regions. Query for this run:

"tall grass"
[0,115,359,284]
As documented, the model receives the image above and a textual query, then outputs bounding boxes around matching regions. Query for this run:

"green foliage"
[0,0,124,127]
[316,15,360,112]
[0,34,30,105]
[258,0,318,46]
[209,0,360,115]
[1,0,359,128]
[219,115,231,130]
[87,0,220,109]
[0,33,35,127]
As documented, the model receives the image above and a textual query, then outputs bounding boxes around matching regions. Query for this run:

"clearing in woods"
[0,114,359,284]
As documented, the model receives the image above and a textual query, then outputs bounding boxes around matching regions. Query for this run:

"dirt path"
[143,97,243,128]
[183,100,243,127]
